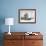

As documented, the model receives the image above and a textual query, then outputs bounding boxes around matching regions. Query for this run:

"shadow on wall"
[0,16,5,46]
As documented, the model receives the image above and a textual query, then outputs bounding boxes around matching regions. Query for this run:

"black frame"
[18,9,36,24]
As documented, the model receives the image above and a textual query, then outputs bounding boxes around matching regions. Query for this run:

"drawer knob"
[32,42,35,44]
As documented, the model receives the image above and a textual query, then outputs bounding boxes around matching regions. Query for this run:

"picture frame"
[18,9,36,23]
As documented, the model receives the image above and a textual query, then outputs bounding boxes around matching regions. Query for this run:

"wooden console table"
[4,32,43,46]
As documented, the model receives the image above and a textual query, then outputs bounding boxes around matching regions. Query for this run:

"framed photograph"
[18,9,36,23]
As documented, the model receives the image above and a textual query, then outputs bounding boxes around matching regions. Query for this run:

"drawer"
[4,40,16,46]
[4,40,24,46]
[25,35,43,40]
[24,40,43,46]
[4,35,24,40]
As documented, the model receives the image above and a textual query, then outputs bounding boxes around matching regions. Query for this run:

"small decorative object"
[5,18,14,35]
[25,32,38,35]
[25,33,29,35]
[25,32,33,35]
[18,9,36,23]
